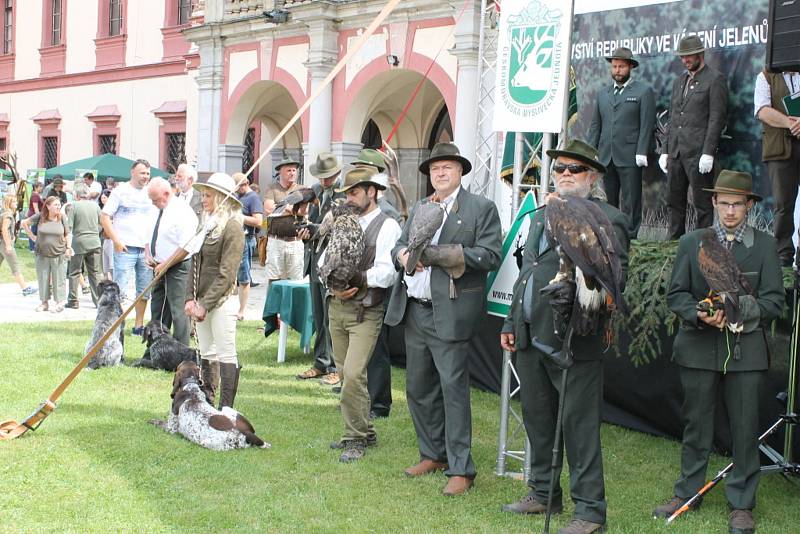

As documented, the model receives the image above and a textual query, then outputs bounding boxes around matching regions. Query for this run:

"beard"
[612,72,630,84]
[555,181,591,199]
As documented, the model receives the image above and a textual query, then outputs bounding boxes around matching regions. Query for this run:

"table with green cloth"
[262,279,315,362]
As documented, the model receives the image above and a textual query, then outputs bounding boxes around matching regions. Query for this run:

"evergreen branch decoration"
[615,240,679,366]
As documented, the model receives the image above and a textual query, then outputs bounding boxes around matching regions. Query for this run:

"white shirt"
[754,71,800,117]
[317,206,402,289]
[613,77,632,94]
[178,188,196,205]
[102,182,158,248]
[151,195,200,263]
[404,186,460,300]
[87,181,103,197]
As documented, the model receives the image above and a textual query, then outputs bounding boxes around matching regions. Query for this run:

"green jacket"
[667,227,784,372]
[186,219,244,312]
[384,187,502,342]
[502,199,630,360]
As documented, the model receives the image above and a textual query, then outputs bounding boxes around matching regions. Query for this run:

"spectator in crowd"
[659,35,728,239]
[147,176,199,345]
[234,173,264,321]
[22,196,72,313]
[587,46,655,238]
[295,152,344,384]
[101,159,158,335]
[105,177,116,190]
[27,181,44,251]
[98,189,114,280]
[385,142,502,496]
[174,163,203,218]
[46,176,68,205]
[185,173,245,409]
[324,167,402,462]
[1,194,37,296]
[65,183,103,309]
[263,158,303,282]
[83,172,102,200]
[754,67,800,266]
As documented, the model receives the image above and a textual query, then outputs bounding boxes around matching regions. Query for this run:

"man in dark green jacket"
[385,142,502,496]
[501,139,629,534]
[653,170,784,534]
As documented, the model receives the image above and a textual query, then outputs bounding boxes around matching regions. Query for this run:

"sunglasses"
[553,163,590,175]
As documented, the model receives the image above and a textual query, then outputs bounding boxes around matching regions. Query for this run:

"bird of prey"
[697,228,744,333]
[381,142,409,219]
[404,196,446,276]
[543,195,627,338]
[318,203,365,292]
[268,187,317,219]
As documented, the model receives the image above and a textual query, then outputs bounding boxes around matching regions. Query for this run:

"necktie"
[151,209,163,258]
[614,85,623,95]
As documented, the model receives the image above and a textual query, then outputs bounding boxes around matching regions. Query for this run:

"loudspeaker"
[767,0,800,72]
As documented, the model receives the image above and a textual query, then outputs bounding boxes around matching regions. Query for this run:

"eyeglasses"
[717,200,747,211]
[553,163,590,175]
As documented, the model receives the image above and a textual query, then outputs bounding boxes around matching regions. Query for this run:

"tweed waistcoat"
[762,70,793,162]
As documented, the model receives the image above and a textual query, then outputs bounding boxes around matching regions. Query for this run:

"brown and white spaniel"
[149,361,270,451]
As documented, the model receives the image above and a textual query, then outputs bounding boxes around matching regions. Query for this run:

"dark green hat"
[545,138,606,174]
[419,142,472,176]
[352,148,386,172]
[309,152,342,180]
[336,166,386,193]
[606,47,639,68]
[703,170,762,201]
[676,35,705,56]
[274,158,300,172]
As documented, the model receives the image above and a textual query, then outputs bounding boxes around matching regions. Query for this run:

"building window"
[50,0,62,46]
[99,134,117,155]
[109,0,122,37]
[165,132,186,174]
[242,127,255,174]
[178,0,194,25]
[42,136,58,168]
[0,137,6,169]
[3,1,12,54]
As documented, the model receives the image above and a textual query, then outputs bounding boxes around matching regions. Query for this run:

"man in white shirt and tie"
[146,177,200,345]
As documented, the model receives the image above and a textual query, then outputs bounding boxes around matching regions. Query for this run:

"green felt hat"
[676,35,705,56]
[274,158,300,172]
[336,166,386,193]
[545,138,606,174]
[703,170,762,201]
[309,152,342,180]
[419,142,472,176]
[606,47,639,68]
[352,149,386,172]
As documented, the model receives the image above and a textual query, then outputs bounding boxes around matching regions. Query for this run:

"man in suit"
[501,139,629,534]
[385,142,502,496]
[174,164,203,218]
[588,47,655,238]
[296,152,346,384]
[659,35,728,239]
[653,170,784,534]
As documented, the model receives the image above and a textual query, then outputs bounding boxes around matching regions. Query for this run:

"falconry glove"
[738,294,761,334]
[540,279,576,341]
[421,244,465,299]
[348,270,368,291]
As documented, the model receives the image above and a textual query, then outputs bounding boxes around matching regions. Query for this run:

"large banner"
[494,0,575,133]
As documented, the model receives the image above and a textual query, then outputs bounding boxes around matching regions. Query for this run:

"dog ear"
[234,413,257,434]
[170,369,182,399]
[209,415,235,431]
[171,390,191,415]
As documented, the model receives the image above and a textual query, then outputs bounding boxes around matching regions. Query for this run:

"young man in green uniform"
[653,170,784,534]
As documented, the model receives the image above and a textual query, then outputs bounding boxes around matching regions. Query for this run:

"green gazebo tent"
[44,153,169,181]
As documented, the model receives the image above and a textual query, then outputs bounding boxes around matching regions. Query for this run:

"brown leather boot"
[442,476,474,496]
[502,494,561,514]
[218,363,241,409]
[403,459,448,477]
[557,519,606,534]
[200,359,219,406]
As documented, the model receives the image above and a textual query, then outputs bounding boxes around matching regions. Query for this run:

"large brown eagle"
[697,228,744,334]
[318,204,364,292]
[532,195,627,368]
[404,197,446,276]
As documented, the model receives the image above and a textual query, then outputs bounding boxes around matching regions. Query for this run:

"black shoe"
[369,410,389,420]
[65,302,79,309]
[250,281,261,287]
[338,439,366,462]
[330,434,377,449]
[331,386,342,394]
[653,495,701,519]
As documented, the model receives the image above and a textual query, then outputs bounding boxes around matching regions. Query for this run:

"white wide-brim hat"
[193,172,243,207]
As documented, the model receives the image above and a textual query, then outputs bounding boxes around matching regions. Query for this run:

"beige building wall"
[14,2,43,81]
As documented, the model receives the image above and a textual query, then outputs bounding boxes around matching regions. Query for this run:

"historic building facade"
[0,1,199,176]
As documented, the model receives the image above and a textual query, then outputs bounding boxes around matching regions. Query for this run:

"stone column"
[397,147,429,203]
[304,17,338,174]
[331,141,362,167]
[450,1,481,188]
[218,144,246,175]
[191,24,225,174]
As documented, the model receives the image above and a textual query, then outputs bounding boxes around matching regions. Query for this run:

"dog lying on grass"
[86,280,125,370]
[149,361,270,451]
[131,320,198,371]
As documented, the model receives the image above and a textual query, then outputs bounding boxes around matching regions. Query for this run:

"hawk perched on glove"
[404,197,446,275]
[318,203,364,291]
[697,228,744,333]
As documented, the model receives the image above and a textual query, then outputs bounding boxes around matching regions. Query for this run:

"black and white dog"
[131,320,198,371]
[86,280,125,370]
[149,361,270,451]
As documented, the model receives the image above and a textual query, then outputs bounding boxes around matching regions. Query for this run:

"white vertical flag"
[493,0,574,133]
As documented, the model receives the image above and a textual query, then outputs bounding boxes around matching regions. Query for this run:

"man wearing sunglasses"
[501,139,629,534]
[588,47,655,239]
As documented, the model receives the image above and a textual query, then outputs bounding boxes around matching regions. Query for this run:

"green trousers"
[67,247,103,306]
[328,298,383,441]
[674,367,762,510]
[404,301,476,478]
[516,345,607,524]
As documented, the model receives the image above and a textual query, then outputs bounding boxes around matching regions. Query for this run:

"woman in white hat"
[184,172,245,409]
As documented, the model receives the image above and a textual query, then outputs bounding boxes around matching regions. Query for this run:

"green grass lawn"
[1,322,799,533]
[0,238,36,284]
